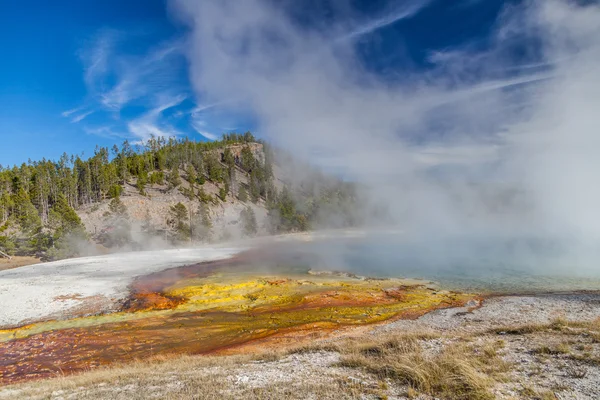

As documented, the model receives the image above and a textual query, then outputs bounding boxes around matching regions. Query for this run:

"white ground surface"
[0,247,242,329]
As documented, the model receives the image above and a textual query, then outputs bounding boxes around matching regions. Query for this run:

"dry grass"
[492,317,600,336]
[284,331,486,398]
[1,354,252,399]
[0,329,512,400]
[519,385,559,400]
[493,317,600,366]
[0,256,40,271]
[290,331,509,400]
[532,342,571,355]
[3,317,600,400]
[0,363,367,400]
[567,353,600,366]
[0,349,377,400]
[288,330,440,355]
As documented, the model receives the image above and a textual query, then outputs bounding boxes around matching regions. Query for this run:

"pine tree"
[249,171,260,203]
[192,202,212,242]
[167,166,181,189]
[238,185,248,202]
[186,165,197,187]
[240,146,256,172]
[137,171,148,195]
[205,153,223,182]
[149,171,164,186]
[46,194,88,260]
[49,194,84,233]
[169,202,190,241]
[108,196,128,217]
[240,206,258,237]
[14,188,41,233]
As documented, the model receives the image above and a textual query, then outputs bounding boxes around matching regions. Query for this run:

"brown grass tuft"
[334,333,507,400]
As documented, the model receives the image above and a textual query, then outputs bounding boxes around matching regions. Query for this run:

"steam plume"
[170,0,600,274]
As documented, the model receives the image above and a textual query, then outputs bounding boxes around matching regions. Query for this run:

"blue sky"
[0,0,518,166]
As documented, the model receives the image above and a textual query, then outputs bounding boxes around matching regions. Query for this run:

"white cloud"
[340,0,433,41]
[191,102,219,116]
[84,125,127,139]
[188,101,238,141]
[70,110,94,123]
[61,106,85,118]
[126,95,186,142]
[413,142,502,167]
[68,30,193,140]
[79,29,121,96]
[100,79,133,110]
[127,120,179,143]
[190,119,219,141]
[94,39,184,111]
[72,29,186,115]
[61,106,94,123]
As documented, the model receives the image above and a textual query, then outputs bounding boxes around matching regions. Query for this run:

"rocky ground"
[1,292,598,399]
[78,178,269,246]
[374,293,600,399]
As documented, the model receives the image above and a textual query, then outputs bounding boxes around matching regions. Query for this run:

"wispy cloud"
[70,110,95,123]
[84,126,128,139]
[341,0,433,41]
[61,106,85,118]
[72,28,187,114]
[127,121,179,143]
[67,29,196,141]
[80,29,118,94]
[61,106,94,123]
[154,94,187,115]
[126,95,186,142]
[190,119,219,141]
[188,101,235,141]
[191,102,220,115]
[106,39,184,111]
[100,79,133,111]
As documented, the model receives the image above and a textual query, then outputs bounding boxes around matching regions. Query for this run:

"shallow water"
[266,234,600,293]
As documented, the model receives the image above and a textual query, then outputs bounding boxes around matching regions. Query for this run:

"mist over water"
[262,233,600,293]
[171,0,600,286]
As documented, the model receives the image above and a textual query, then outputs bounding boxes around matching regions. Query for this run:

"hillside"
[78,141,272,248]
[0,133,358,260]
[78,168,269,246]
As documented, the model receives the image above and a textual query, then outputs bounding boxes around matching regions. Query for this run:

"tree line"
[0,132,359,259]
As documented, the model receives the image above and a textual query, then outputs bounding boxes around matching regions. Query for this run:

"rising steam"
[170,0,600,274]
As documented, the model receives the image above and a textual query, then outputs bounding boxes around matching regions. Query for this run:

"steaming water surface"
[271,234,600,293]
[2,236,598,385]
